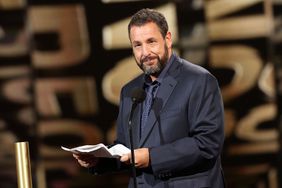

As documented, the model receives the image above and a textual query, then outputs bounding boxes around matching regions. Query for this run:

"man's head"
[128,8,168,39]
[128,9,172,79]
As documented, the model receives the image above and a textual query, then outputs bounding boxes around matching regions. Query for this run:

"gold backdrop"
[0,0,281,187]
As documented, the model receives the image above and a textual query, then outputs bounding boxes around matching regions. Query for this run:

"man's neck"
[150,75,157,82]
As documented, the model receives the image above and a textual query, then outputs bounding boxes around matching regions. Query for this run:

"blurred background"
[0,0,282,187]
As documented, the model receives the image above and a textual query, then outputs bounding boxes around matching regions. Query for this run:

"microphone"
[130,88,146,120]
[131,87,146,103]
[128,87,146,188]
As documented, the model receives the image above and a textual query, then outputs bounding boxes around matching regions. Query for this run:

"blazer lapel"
[128,76,144,148]
[131,103,141,148]
[139,75,177,147]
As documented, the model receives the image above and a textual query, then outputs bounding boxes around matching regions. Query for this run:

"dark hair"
[128,8,168,39]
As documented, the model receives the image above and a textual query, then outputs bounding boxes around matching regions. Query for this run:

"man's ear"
[165,32,172,48]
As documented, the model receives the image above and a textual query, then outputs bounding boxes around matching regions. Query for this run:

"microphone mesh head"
[131,88,146,103]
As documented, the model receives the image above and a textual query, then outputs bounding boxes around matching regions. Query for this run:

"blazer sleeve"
[149,72,225,176]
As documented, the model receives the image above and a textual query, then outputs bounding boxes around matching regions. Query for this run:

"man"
[73,8,225,188]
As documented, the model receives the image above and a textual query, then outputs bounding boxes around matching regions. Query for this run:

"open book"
[61,143,130,158]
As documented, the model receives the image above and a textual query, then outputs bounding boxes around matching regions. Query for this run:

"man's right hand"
[73,153,99,168]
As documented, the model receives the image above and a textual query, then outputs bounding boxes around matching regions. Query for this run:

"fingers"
[120,155,141,168]
[120,152,140,167]
[78,159,90,167]
[120,153,130,164]
[72,153,98,168]
[73,153,93,161]
[73,153,79,159]
[122,148,149,168]
[120,148,149,168]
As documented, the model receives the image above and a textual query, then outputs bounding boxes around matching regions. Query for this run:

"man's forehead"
[130,24,161,39]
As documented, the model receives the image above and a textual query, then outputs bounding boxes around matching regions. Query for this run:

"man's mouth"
[145,60,155,66]
[142,57,156,65]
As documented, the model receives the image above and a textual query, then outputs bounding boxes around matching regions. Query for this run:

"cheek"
[152,44,163,54]
[133,50,141,60]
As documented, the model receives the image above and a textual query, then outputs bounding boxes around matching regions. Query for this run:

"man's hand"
[120,148,150,168]
[73,153,99,168]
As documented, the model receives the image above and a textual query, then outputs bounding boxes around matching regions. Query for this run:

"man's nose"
[142,45,150,56]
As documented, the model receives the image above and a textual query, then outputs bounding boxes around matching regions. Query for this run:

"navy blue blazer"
[93,55,225,188]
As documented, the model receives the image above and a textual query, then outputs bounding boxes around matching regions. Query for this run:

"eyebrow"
[132,37,157,44]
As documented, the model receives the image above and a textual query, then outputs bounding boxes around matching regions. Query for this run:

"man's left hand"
[120,148,150,168]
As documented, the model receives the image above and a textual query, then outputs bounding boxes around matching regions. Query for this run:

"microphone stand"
[128,102,138,188]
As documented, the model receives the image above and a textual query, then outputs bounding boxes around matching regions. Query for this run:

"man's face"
[129,22,172,77]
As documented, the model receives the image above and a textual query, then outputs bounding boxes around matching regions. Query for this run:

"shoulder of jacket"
[121,74,144,92]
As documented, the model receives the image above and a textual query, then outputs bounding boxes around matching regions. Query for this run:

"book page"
[109,144,131,157]
[65,143,106,152]
[61,143,130,158]
[61,144,113,158]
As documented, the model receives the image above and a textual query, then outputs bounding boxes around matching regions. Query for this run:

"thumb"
[120,154,130,162]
